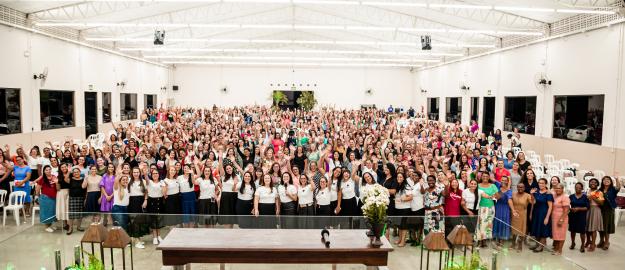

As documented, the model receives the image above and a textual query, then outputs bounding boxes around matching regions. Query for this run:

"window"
[470,97,479,122]
[427,98,439,121]
[40,90,74,130]
[445,97,462,123]
[553,95,604,145]
[0,88,21,135]
[144,94,157,110]
[504,96,536,135]
[102,92,111,123]
[120,93,137,120]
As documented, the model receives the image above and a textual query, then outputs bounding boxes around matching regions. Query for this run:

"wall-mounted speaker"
[172,85,179,91]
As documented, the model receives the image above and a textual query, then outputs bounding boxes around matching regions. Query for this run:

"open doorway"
[483,97,495,135]
[84,92,98,137]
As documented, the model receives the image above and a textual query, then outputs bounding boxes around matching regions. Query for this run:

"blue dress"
[493,189,512,240]
[530,192,554,238]
[568,194,589,233]
[12,166,32,203]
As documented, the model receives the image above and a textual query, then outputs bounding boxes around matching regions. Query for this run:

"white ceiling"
[2,0,621,67]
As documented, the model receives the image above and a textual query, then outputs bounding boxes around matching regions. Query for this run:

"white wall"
[0,24,170,147]
[172,66,416,109]
[414,22,625,172]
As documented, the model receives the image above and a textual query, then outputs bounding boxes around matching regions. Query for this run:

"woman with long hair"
[84,165,103,222]
[278,172,297,228]
[297,174,315,228]
[521,169,539,235]
[509,162,522,191]
[551,183,570,255]
[111,175,130,231]
[178,164,196,227]
[147,169,165,244]
[568,182,589,253]
[236,171,255,228]
[55,163,71,230]
[35,165,57,232]
[127,167,148,248]
[195,166,219,227]
[394,172,413,247]
[598,175,622,250]
[529,178,553,253]
[163,166,182,227]
[585,178,604,252]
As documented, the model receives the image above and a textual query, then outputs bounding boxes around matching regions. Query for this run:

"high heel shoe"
[66,229,73,235]
[569,243,576,250]
[580,246,585,253]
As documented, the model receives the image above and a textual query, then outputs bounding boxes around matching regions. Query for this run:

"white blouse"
[330,180,339,201]
[164,178,180,195]
[255,186,278,204]
[316,187,331,206]
[113,186,130,206]
[222,177,237,193]
[462,189,484,211]
[237,182,255,200]
[340,179,356,200]
[395,186,413,209]
[147,180,164,198]
[198,178,218,200]
[177,175,195,193]
[411,182,425,211]
[297,184,314,205]
[277,184,297,203]
[129,180,145,196]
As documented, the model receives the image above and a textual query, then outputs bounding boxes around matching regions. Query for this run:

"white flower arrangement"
[361,184,390,224]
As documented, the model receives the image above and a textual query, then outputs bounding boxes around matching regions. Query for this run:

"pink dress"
[551,193,570,241]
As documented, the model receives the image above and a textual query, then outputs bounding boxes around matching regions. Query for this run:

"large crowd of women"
[0,106,622,253]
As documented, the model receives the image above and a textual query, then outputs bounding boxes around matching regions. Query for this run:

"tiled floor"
[1,217,622,270]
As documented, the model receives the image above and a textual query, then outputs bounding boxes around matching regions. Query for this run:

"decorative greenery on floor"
[444,252,488,270]
[64,251,104,270]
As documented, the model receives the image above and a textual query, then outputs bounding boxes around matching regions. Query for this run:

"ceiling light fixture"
[118,47,464,57]
[555,9,616,15]
[143,55,440,62]
[161,61,422,67]
[494,6,556,12]
[39,22,543,36]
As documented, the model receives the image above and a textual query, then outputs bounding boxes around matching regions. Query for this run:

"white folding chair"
[9,181,14,192]
[3,191,27,226]
[0,190,6,207]
[512,147,522,157]
[544,154,555,165]
[564,177,578,195]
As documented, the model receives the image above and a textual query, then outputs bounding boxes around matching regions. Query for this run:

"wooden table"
[157,228,393,270]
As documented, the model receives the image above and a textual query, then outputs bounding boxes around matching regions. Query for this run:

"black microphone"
[321,229,330,248]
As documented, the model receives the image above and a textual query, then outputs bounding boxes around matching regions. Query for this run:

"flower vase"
[369,222,385,248]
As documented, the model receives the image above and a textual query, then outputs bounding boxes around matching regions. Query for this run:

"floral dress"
[424,184,445,235]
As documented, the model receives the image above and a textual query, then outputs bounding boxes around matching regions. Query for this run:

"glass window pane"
[504,97,536,135]
[427,98,439,121]
[102,92,111,123]
[0,88,21,135]
[553,95,604,144]
[445,97,462,123]
[40,90,74,130]
[120,93,137,121]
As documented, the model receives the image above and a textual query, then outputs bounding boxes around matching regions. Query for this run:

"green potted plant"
[270,91,288,108]
[296,91,317,111]
[444,252,488,270]
[65,250,104,270]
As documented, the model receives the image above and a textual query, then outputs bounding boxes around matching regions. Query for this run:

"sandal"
[602,243,610,250]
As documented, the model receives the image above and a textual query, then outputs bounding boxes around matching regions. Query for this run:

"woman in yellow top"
[585,178,604,252]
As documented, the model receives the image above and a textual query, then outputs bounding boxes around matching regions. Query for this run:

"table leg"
[365,266,388,270]
[220,263,225,270]
[173,265,184,270]
[332,264,336,270]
